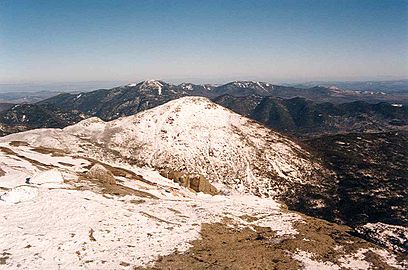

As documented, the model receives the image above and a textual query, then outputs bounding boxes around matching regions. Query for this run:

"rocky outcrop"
[160,169,218,195]
[86,164,116,185]
[84,163,158,198]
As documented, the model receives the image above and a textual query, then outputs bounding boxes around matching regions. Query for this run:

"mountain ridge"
[0,80,406,138]
[213,94,408,137]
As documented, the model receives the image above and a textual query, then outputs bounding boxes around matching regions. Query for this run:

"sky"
[0,0,407,86]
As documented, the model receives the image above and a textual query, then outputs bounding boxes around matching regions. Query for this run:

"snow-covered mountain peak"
[60,96,327,197]
[231,80,256,87]
[138,80,165,95]
[179,82,195,90]
[329,85,341,90]
[178,82,216,92]
[140,80,164,87]
[0,96,328,197]
[228,81,273,90]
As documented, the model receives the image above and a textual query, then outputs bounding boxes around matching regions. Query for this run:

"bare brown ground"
[72,172,158,199]
[31,146,68,156]
[0,252,11,265]
[9,141,29,147]
[80,157,154,185]
[136,222,300,270]
[0,146,53,170]
[137,215,407,270]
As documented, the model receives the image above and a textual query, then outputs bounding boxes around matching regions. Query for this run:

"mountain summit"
[2,96,327,197]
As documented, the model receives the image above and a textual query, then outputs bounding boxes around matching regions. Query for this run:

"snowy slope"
[1,96,328,197]
[67,96,328,196]
[0,141,297,269]
[0,140,405,269]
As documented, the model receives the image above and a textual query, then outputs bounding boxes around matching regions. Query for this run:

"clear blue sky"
[0,0,407,84]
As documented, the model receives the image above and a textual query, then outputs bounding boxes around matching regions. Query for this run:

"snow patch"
[28,169,64,185]
[292,250,340,270]
[338,248,371,270]
[0,185,38,204]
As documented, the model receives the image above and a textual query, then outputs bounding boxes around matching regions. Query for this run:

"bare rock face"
[190,175,218,196]
[160,169,218,195]
[86,163,116,185]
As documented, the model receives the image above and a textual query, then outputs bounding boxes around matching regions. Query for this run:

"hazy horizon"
[1,0,407,85]
[1,77,408,94]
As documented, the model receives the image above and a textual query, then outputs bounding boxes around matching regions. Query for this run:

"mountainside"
[2,97,328,198]
[301,131,408,226]
[1,126,406,269]
[212,81,331,100]
[39,80,408,121]
[212,81,408,104]
[214,95,408,137]
[279,131,408,253]
[0,103,88,136]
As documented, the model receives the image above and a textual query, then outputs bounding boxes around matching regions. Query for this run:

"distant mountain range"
[0,80,407,137]
[291,79,408,94]
[39,80,408,119]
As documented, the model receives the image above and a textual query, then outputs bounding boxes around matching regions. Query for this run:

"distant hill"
[214,95,408,137]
